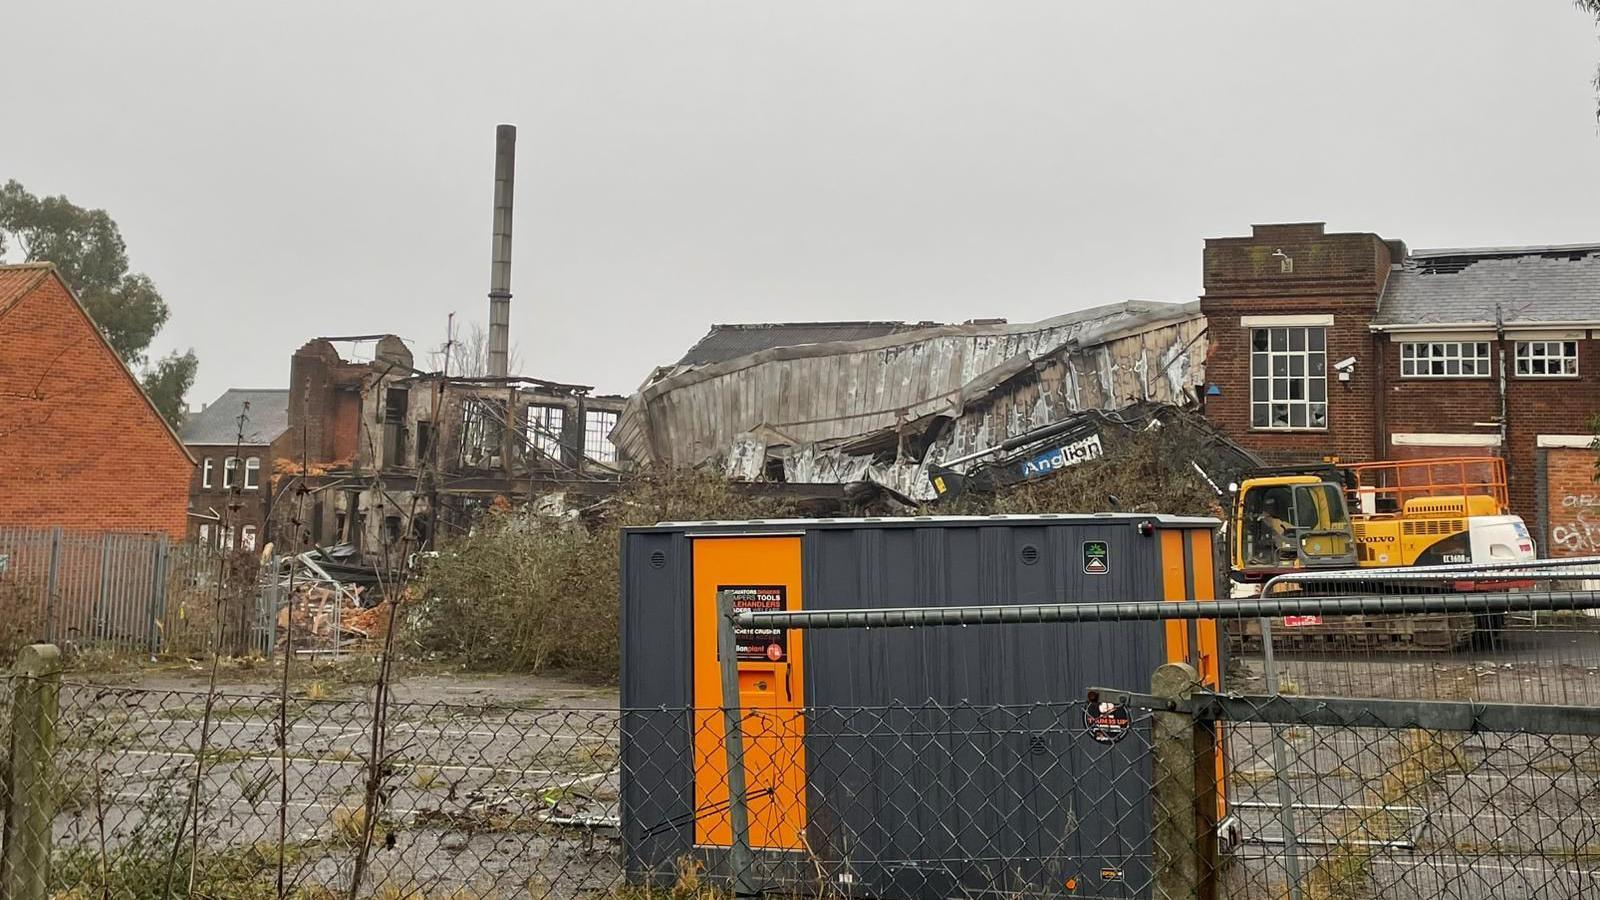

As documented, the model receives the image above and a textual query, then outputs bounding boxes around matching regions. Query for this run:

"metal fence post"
[43,528,62,644]
[715,589,755,896]
[1259,616,1303,900]
[94,534,113,643]
[1,643,63,900]
[1150,661,1218,900]
[146,534,169,656]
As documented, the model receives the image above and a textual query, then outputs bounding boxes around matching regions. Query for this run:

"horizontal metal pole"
[1094,689,1600,737]
[736,589,1600,630]
[1266,557,1600,586]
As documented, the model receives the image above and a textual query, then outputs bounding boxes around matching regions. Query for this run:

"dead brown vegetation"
[407,470,794,676]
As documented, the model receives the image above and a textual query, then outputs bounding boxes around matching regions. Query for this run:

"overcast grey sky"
[3,2,1597,404]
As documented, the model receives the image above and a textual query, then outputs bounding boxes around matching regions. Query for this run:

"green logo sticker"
[1083,541,1109,575]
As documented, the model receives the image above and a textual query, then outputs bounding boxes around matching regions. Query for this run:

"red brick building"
[0,263,193,538]
[181,388,290,551]
[1200,223,1600,555]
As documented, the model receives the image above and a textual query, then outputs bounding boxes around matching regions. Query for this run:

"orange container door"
[1160,527,1227,822]
[691,536,807,850]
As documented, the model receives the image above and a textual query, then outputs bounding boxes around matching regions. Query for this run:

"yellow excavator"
[1228,456,1536,649]
[1230,455,1534,583]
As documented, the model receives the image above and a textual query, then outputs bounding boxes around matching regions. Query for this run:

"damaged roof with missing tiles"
[180,388,291,445]
[1376,244,1600,327]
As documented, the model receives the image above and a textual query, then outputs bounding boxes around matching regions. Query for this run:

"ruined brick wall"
[1200,224,1393,464]
[0,271,191,538]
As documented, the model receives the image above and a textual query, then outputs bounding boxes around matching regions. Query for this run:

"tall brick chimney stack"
[487,124,516,378]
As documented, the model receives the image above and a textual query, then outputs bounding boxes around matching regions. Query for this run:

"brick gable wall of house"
[0,270,192,538]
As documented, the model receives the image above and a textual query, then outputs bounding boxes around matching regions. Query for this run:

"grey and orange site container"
[619,514,1224,899]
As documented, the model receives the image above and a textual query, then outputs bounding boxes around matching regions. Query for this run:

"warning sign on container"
[719,585,789,661]
[1283,615,1324,627]
[1082,541,1109,575]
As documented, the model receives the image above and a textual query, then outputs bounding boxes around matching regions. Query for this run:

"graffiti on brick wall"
[1552,492,1600,554]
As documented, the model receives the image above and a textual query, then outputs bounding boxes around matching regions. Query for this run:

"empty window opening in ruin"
[585,410,619,463]
[459,397,508,468]
[527,405,565,459]
[382,387,409,423]
[416,420,435,463]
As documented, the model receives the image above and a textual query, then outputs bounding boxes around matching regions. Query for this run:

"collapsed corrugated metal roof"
[615,300,1208,500]
[677,320,946,366]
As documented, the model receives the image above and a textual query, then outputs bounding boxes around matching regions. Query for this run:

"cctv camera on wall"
[1333,356,1357,381]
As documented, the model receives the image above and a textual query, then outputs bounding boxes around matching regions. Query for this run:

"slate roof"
[677,321,945,366]
[180,389,290,445]
[1375,244,1600,328]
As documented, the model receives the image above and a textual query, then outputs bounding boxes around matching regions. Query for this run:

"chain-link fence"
[1218,700,1600,899]
[2,666,626,900]
[8,672,1600,900]
[9,578,1600,899]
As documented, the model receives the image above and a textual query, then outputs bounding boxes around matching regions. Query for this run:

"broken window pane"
[1514,340,1579,378]
[1250,326,1327,430]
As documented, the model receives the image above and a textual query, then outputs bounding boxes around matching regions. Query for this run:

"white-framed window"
[1515,340,1579,377]
[1250,326,1327,429]
[223,457,239,489]
[1401,341,1491,378]
[584,410,619,462]
[244,457,261,490]
[527,406,564,458]
[241,525,257,551]
[199,523,212,545]
[202,458,214,489]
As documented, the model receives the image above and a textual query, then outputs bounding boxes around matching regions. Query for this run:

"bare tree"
[1583,1,1600,117]
[428,320,523,377]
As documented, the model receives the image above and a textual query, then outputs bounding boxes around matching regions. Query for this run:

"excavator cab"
[1231,474,1358,581]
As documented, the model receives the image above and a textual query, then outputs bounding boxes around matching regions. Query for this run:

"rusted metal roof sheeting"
[615,300,1205,468]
